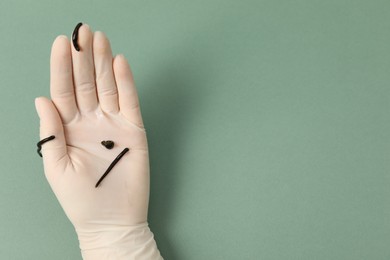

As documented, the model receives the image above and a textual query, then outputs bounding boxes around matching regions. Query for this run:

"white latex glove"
[35,24,163,259]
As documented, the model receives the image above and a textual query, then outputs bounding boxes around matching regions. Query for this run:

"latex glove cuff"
[77,222,163,260]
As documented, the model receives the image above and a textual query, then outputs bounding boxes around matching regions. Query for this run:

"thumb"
[35,97,68,165]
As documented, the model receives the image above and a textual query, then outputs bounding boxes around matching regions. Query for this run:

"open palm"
[35,24,150,231]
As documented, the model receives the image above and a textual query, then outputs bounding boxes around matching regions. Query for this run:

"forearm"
[77,223,163,260]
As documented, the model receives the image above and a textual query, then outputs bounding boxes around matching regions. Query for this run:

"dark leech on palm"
[95,147,130,188]
[101,140,114,149]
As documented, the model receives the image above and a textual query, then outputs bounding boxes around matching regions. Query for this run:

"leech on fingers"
[72,22,83,51]
[37,135,56,157]
[95,148,130,188]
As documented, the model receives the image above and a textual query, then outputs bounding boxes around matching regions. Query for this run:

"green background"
[0,0,389,259]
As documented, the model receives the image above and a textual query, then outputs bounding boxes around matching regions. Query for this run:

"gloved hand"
[35,23,163,259]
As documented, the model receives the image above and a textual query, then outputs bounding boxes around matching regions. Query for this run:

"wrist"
[76,222,163,260]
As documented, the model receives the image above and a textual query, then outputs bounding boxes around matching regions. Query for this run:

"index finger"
[50,35,78,124]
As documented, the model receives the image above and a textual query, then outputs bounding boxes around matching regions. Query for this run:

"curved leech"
[95,148,130,188]
[72,22,83,51]
[37,135,56,157]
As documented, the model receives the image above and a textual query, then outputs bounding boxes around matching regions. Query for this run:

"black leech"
[101,140,114,149]
[37,135,55,157]
[95,148,130,188]
[72,22,83,51]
